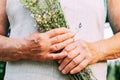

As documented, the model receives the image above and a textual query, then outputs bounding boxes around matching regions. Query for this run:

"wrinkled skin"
[1,0,120,76]
[0,0,75,62]
[0,28,74,61]
[21,28,74,61]
[58,40,103,74]
[58,0,120,75]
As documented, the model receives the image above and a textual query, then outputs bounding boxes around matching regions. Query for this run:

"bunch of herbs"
[20,0,97,80]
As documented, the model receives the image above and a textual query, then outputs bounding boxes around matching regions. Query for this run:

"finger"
[61,54,85,74]
[58,60,63,64]
[50,38,73,52]
[59,47,80,71]
[70,59,89,74]
[47,52,67,60]
[46,28,70,38]
[63,42,76,52]
[50,32,74,44]
[57,43,76,64]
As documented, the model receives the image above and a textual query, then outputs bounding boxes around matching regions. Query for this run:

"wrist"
[92,40,108,61]
[9,38,27,61]
[0,37,26,61]
[18,38,31,60]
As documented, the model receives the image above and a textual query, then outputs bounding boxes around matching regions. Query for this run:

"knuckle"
[66,39,74,44]
[54,45,59,50]
[70,38,74,43]
[66,33,71,37]
[67,54,73,60]
[67,32,74,38]
[55,36,60,41]
[53,29,58,34]
[72,59,79,65]
[47,29,56,37]
[50,47,55,52]
[64,47,70,52]
[65,66,71,71]
[49,47,53,52]
[50,45,59,52]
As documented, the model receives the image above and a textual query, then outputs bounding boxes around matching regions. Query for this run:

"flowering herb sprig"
[20,0,97,80]
[20,0,67,32]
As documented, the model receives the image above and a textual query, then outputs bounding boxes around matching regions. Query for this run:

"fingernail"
[70,70,74,74]
[59,66,62,71]
[62,70,66,74]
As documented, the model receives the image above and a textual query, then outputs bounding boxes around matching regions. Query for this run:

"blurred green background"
[0,62,6,80]
[107,60,120,80]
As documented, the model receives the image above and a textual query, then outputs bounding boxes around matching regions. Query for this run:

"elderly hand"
[58,39,104,74]
[21,28,74,61]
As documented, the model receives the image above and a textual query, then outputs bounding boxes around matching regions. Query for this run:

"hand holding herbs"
[21,0,67,32]
[21,28,74,61]
[59,40,98,80]
[20,0,97,80]
[0,28,74,61]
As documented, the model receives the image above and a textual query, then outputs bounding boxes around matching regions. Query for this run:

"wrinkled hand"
[21,28,74,61]
[58,39,103,74]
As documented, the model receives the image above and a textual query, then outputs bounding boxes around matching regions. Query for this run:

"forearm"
[0,0,8,36]
[107,0,120,33]
[0,35,26,61]
[93,32,120,61]
[91,0,120,61]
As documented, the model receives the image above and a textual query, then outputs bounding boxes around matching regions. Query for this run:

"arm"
[0,28,74,61]
[58,0,120,74]
[0,0,8,35]
[92,0,120,60]
[0,0,74,61]
[107,0,120,34]
[97,0,120,59]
